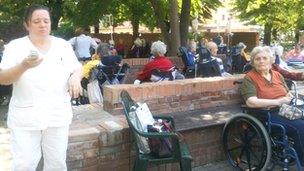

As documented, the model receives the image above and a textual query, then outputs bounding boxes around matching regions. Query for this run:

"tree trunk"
[180,0,191,47]
[149,0,170,45]
[263,22,272,45]
[131,16,140,40]
[272,29,277,42]
[94,22,99,34]
[168,0,180,56]
[47,0,63,30]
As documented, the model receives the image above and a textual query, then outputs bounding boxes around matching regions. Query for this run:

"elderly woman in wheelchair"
[223,46,304,170]
[134,41,184,84]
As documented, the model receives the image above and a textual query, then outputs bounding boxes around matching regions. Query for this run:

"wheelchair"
[222,81,303,171]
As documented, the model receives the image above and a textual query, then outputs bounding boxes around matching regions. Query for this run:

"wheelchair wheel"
[222,113,271,171]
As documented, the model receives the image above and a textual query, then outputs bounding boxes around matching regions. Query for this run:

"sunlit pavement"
[0,105,11,171]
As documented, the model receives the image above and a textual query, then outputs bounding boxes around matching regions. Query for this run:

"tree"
[149,0,170,44]
[232,0,300,45]
[169,0,180,55]
[179,0,191,47]
[0,0,77,29]
[149,0,221,55]
[121,0,155,39]
[0,0,78,40]
[180,0,221,46]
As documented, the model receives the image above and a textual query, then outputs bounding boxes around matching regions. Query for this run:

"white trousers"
[11,126,69,171]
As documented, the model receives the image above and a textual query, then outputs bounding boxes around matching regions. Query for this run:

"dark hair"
[24,4,51,25]
[75,28,85,36]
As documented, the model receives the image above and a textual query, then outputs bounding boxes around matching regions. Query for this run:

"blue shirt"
[186,51,196,67]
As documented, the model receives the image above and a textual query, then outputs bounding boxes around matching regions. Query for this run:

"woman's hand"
[68,72,82,99]
[21,56,43,69]
[285,92,294,98]
[278,95,293,105]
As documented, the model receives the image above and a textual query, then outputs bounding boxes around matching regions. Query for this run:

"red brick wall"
[103,75,244,115]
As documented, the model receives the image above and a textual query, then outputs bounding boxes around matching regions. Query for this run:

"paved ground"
[193,161,233,171]
[0,104,10,171]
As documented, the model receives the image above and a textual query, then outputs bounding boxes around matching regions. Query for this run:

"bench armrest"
[153,115,175,128]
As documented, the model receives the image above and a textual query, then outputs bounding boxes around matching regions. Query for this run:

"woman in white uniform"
[0,4,82,171]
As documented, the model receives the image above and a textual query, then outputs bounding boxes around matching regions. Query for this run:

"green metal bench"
[120,90,192,171]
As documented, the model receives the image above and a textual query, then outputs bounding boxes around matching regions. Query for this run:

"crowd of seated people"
[77,34,304,85]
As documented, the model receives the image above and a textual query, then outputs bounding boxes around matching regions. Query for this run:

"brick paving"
[0,104,10,171]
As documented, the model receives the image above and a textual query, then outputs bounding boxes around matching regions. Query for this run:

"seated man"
[186,41,197,67]
[206,42,231,76]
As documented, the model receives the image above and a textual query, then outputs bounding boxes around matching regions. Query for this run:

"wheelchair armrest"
[241,105,279,114]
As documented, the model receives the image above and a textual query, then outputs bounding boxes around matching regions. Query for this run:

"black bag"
[197,59,222,77]
[147,121,173,158]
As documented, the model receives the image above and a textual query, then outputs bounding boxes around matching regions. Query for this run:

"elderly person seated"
[186,40,198,67]
[83,43,113,79]
[269,46,304,81]
[284,43,304,62]
[206,41,231,76]
[134,41,179,84]
[128,38,144,58]
[240,46,304,167]
[82,43,126,86]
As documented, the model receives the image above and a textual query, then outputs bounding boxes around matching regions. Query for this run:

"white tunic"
[0,36,81,130]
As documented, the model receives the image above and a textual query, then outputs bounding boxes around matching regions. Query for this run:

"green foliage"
[52,21,75,40]
[191,0,221,22]
[187,31,204,42]
[232,0,302,43]
[0,0,224,41]
[0,0,76,29]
